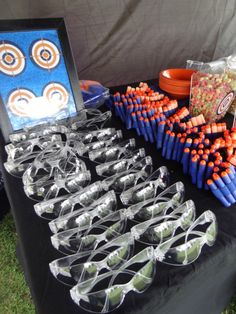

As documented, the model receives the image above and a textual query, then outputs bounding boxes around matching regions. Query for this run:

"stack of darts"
[110,82,236,207]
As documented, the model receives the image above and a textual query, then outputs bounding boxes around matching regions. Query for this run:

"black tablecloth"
[1,95,236,314]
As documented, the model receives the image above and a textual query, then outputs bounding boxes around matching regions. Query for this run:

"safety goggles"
[49,232,135,286]
[154,210,217,265]
[5,134,62,160]
[34,182,107,220]
[89,139,136,163]
[71,109,112,131]
[74,131,123,156]
[124,182,185,222]
[9,124,69,144]
[95,148,146,177]
[102,157,153,193]
[67,128,120,144]
[22,154,87,186]
[120,166,170,205]
[51,210,126,255]
[49,190,117,234]
[24,170,91,201]
[131,200,196,245]
[70,246,156,313]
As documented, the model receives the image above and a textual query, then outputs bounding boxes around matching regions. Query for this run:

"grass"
[0,213,236,314]
[0,213,35,314]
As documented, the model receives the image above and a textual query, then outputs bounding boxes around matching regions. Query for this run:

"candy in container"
[189,71,236,123]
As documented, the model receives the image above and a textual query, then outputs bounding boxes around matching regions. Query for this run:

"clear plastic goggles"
[131,200,196,245]
[51,209,126,255]
[124,182,185,222]
[22,154,87,186]
[5,134,62,160]
[70,246,155,313]
[49,232,135,286]
[154,210,217,265]
[34,182,107,220]
[24,170,91,201]
[120,166,170,205]
[68,128,120,144]
[96,148,146,177]
[9,124,69,144]
[89,139,136,163]
[49,191,117,234]
[71,109,112,131]
[102,157,153,193]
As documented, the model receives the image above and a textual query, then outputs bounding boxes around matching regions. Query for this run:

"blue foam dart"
[126,106,133,129]
[144,118,154,143]
[172,133,181,161]
[226,168,236,187]
[131,112,141,136]
[204,161,214,190]
[176,138,185,162]
[197,160,206,189]
[156,121,165,149]
[181,148,190,174]
[166,132,176,160]
[139,117,148,142]
[213,173,236,204]
[162,130,171,158]
[190,155,199,185]
[221,171,236,199]
[207,179,232,207]
[150,117,157,140]
[118,103,126,122]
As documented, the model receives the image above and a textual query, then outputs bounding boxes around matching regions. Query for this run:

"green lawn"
[0,213,236,314]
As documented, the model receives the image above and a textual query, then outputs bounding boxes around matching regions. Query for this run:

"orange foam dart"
[214,152,221,158]
[193,138,199,147]
[204,149,210,155]
[210,145,217,154]
[204,138,210,146]
[227,146,234,157]
[191,116,198,126]
[216,155,223,162]
[211,123,217,133]
[227,155,236,167]
[198,149,204,156]
[231,131,236,140]
[205,125,211,134]
[198,143,204,150]
[221,162,230,169]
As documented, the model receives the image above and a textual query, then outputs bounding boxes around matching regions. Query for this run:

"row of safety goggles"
[4,108,217,313]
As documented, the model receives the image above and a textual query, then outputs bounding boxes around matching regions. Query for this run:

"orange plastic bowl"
[159,68,196,87]
[159,68,196,99]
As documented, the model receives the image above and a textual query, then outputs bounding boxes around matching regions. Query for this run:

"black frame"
[0,18,84,143]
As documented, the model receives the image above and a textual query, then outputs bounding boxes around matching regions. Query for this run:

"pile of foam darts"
[110,82,236,207]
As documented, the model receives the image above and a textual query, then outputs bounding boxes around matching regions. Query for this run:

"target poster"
[0,19,84,142]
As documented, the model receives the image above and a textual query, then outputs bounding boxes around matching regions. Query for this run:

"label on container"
[217,91,235,115]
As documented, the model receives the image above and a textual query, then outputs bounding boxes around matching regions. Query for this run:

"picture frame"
[0,18,84,142]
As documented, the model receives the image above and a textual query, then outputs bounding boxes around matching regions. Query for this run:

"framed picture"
[0,18,84,142]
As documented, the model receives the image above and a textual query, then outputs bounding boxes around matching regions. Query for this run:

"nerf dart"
[183,138,192,150]
[202,154,209,162]
[182,148,190,174]
[197,160,206,189]
[190,155,199,184]
[207,179,232,207]
[150,117,157,139]
[204,161,215,190]
[221,171,236,199]
[212,173,236,204]
[157,121,166,149]
[172,133,181,161]
[139,117,148,141]
[213,167,220,173]
[118,103,126,122]
[166,132,176,160]
[131,112,141,136]
[126,106,132,129]
[176,138,185,162]
[162,130,171,158]
[193,139,199,149]
[144,118,154,143]
[226,168,236,187]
